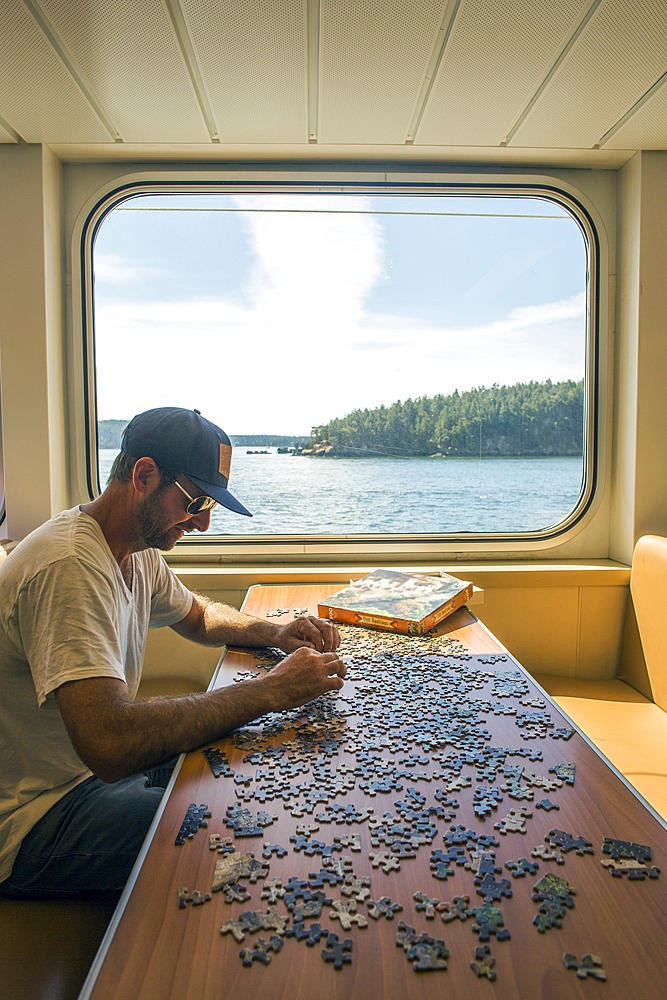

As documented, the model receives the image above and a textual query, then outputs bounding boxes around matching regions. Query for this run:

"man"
[0,407,345,898]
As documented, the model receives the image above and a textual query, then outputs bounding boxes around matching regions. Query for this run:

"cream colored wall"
[0,145,68,542]
[611,151,667,564]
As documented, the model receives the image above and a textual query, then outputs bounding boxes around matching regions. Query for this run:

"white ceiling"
[1,0,666,164]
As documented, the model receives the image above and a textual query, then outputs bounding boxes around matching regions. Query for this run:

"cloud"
[95,290,586,433]
[94,253,161,285]
[232,194,384,333]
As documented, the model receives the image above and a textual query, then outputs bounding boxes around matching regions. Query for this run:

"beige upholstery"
[533,674,667,819]
[631,535,667,711]
[534,534,667,821]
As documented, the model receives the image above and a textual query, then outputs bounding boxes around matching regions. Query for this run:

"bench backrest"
[631,534,667,712]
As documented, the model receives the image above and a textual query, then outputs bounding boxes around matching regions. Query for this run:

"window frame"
[68,165,608,562]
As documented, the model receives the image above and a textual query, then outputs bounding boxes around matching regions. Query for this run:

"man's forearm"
[107,678,279,779]
[59,673,282,783]
[202,602,281,647]
[56,646,346,783]
[174,595,281,648]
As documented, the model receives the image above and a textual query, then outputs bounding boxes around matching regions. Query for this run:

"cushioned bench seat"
[532,673,667,820]
[530,534,667,824]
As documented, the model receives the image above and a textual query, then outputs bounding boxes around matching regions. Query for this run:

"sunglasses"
[161,469,217,515]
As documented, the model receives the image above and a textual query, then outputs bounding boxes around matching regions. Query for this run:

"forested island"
[98,380,582,458]
[305,379,583,457]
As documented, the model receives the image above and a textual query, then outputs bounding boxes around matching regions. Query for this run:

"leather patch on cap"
[219,443,232,482]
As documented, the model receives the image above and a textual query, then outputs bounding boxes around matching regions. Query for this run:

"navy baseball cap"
[121,407,252,517]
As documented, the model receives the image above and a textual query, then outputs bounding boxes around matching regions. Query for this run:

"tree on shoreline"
[309,379,583,457]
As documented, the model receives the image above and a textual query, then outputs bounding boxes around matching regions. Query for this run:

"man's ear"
[131,457,161,497]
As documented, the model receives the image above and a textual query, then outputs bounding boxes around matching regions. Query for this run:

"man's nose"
[191,508,212,532]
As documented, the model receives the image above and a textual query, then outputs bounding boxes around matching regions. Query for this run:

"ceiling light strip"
[405,0,463,143]
[163,0,220,143]
[20,0,121,141]
[502,0,605,147]
[598,68,667,147]
[307,0,320,142]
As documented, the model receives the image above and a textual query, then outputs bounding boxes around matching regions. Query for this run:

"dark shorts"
[0,758,178,899]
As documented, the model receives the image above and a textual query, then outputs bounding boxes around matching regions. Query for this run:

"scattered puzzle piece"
[471,944,496,981]
[395,922,449,972]
[261,878,284,903]
[532,872,576,905]
[212,852,268,893]
[601,858,660,880]
[414,892,445,920]
[505,858,539,878]
[178,887,211,908]
[602,837,652,863]
[225,806,278,837]
[175,803,211,845]
[549,762,575,785]
[285,922,328,945]
[290,897,328,922]
[331,899,368,930]
[341,873,371,902]
[471,903,511,942]
[406,939,449,972]
[322,933,353,970]
[439,896,471,923]
[240,935,283,966]
[494,807,532,834]
[370,851,401,873]
[533,905,563,933]
[475,874,513,902]
[531,844,564,865]
[546,829,594,856]
[202,747,233,778]
[262,843,288,859]
[220,905,288,942]
[473,853,503,882]
[367,896,403,920]
[209,834,235,854]
[563,953,607,980]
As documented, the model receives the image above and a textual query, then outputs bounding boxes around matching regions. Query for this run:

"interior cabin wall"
[0,144,68,542]
[611,151,667,566]
[1,146,667,686]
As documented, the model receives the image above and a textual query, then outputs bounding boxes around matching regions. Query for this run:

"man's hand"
[262,646,347,710]
[273,615,340,653]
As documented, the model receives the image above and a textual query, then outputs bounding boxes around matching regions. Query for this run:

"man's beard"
[136,490,183,550]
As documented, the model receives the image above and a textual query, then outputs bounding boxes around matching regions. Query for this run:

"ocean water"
[99,449,583,535]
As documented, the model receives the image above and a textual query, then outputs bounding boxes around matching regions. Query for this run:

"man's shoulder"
[0,507,109,589]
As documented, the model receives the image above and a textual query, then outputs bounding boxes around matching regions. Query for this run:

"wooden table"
[79,584,667,1000]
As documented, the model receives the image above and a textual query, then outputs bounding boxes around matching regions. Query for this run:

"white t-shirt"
[0,507,193,882]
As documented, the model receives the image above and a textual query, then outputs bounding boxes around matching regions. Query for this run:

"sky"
[93,191,587,435]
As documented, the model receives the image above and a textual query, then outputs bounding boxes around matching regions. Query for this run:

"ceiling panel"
[0,0,112,142]
[511,0,667,148]
[318,0,446,144]
[603,78,667,149]
[416,0,588,146]
[37,0,209,143]
[181,0,308,143]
